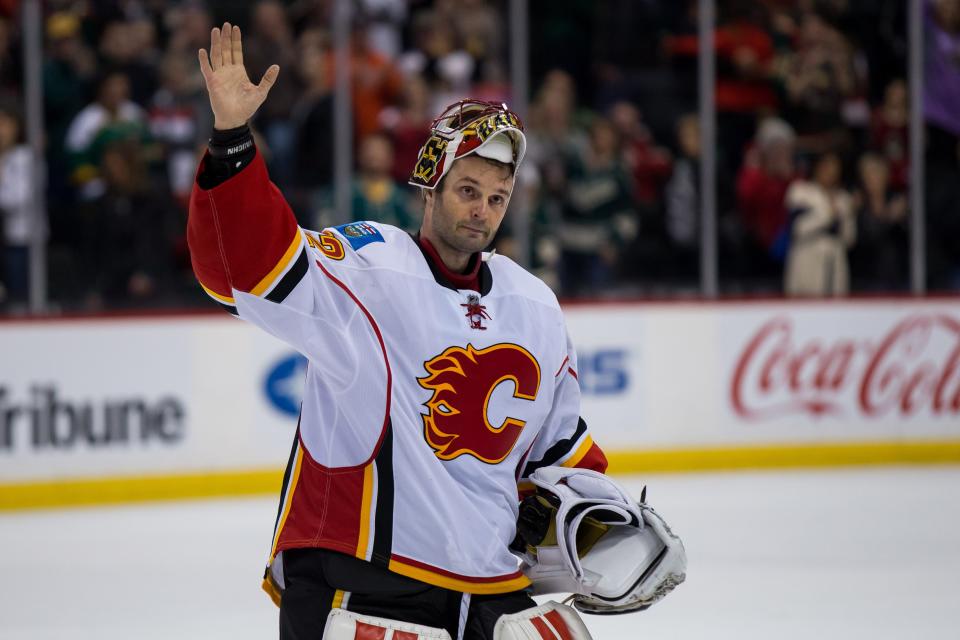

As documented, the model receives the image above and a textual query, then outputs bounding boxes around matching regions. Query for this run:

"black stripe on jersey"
[521,417,588,477]
[370,420,395,568]
[218,301,239,316]
[265,248,308,303]
[271,420,302,546]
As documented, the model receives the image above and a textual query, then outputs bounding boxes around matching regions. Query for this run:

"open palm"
[198,22,279,130]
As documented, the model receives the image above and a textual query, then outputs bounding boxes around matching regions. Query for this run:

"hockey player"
[189,23,684,640]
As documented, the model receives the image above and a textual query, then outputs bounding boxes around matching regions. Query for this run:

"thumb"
[257,65,280,95]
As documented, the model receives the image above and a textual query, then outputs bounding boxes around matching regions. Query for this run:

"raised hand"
[198,22,280,130]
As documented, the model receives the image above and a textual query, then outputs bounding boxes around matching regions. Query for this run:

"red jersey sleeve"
[187,149,301,306]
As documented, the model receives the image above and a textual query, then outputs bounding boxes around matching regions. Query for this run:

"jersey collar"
[412,233,493,296]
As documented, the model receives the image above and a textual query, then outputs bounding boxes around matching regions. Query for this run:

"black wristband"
[208,124,254,159]
[198,125,257,190]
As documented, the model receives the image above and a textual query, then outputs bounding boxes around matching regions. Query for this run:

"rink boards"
[2,298,959,509]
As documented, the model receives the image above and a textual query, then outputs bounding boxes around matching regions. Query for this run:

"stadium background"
[1,1,959,639]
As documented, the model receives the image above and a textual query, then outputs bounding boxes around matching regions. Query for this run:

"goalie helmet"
[408,99,526,190]
[515,467,687,615]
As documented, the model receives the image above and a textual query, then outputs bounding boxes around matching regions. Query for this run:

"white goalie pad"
[322,608,452,640]
[493,601,593,640]
[519,467,686,614]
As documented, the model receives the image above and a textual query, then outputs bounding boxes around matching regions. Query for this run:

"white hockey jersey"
[188,151,606,600]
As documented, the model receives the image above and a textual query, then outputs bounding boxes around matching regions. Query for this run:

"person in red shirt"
[736,117,798,269]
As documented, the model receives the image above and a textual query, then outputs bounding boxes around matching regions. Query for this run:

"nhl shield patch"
[334,221,385,251]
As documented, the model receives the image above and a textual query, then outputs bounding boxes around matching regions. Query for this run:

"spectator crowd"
[0,0,958,313]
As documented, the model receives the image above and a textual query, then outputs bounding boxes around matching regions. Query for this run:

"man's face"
[423,155,514,256]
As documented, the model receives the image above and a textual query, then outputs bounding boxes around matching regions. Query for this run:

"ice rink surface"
[2,466,959,640]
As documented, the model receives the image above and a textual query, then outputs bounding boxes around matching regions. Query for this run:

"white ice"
[2,466,958,640]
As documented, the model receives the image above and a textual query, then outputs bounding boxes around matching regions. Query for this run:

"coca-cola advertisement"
[724,305,960,435]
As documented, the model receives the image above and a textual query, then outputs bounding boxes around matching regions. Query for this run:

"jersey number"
[307,231,345,260]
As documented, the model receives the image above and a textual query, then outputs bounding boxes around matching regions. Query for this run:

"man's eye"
[491,196,503,206]
[461,186,474,197]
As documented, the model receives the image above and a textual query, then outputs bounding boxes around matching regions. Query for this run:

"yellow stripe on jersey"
[261,576,282,608]
[387,559,531,595]
[355,463,375,561]
[200,282,236,305]
[270,444,304,558]
[331,589,345,609]
[561,435,594,468]
[250,231,304,297]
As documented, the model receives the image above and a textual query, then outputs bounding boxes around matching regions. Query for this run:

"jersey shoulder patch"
[332,221,385,251]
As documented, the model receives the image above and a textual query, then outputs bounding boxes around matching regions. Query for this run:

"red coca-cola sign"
[731,314,960,420]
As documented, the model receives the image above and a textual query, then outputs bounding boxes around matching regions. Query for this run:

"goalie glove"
[513,467,686,615]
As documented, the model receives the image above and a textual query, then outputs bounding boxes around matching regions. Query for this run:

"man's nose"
[471,200,489,219]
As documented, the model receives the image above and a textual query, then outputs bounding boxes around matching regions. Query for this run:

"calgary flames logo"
[418,343,541,464]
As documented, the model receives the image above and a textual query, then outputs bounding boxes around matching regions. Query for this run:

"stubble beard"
[432,195,491,256]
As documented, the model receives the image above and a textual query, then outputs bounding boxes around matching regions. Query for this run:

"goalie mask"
[408,99,526,190]
[514,467,687,615]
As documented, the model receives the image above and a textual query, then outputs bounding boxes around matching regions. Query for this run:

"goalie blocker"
[512,467,687,614]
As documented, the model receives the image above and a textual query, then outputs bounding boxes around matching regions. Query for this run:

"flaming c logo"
[418,343,541,464]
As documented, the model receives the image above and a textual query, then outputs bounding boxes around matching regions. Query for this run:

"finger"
[198,48,213,83]
[221,22,232,66]
[257,65,280,95]
[210,27,222,70]
[232,25,243,67]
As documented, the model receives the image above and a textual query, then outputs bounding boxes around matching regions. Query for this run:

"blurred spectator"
[360,0,408,58]
[165,3,214,57]
[149,53,211,205]
[398,10,474,111]
[783,151,856,296]
[779,10,857,155]
[97,19,159,107]
[290,31,334,226]
[0,17,22,95]
[526,70,589,194]
[78,140,171,308]
[849,153,909,291]
[609,101,672,213]
[736,117,797,268]
[65,70,149,201]
[351,133,416,232]
[43,11,97,236]
[326,18,403,141]
[665,2,779,166]
[526,70,589,288]
[44,13,97,148]
[379,73,433,184]
[0,103,43,309]
[557,117,636,297]
[923,0,960,290]
[435,0,504,84]
[665,114,700,252]
[243,0,302,186]
[869,78,909,192]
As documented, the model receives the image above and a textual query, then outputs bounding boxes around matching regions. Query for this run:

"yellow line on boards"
[3,440,960,511]
[0,468,284,512]
[605,440,960,474]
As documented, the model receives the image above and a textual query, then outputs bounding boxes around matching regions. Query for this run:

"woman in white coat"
[783,152,856,296]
